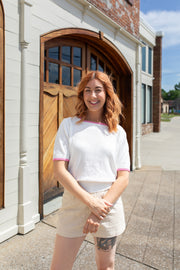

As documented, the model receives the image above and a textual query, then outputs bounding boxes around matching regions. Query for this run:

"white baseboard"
[43,196,63,216]
[0,225,18,243]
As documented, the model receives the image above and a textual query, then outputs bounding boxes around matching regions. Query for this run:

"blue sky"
[140,0,180,91]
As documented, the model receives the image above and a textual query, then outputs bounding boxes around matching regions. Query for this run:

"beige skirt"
[57,189,126,238]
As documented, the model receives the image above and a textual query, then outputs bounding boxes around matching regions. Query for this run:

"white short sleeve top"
[53,116,130,182]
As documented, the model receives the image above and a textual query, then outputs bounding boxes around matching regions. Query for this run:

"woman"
[51,71,130,270]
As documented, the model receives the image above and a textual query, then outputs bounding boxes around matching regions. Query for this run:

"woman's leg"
[51,234,86,270]
[94,236,117,270]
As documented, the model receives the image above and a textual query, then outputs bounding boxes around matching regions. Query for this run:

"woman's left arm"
[103,170,129,204]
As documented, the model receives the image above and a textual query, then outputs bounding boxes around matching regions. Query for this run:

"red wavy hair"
[75,71,123,132]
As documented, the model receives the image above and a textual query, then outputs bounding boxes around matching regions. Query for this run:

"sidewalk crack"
[116,252,159,270]
[41,220,56,229]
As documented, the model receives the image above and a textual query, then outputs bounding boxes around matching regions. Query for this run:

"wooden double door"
[40,34,131,216]
[43,84,77,203]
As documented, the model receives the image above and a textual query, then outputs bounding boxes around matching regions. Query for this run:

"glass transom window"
[44,44,83,87]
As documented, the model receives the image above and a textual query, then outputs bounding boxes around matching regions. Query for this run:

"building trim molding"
[18,0,35,235]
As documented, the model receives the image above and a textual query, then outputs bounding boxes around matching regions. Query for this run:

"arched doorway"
[39,28,133,217]
[0,0,5,210]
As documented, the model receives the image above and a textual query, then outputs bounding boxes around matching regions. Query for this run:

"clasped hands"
[83,197,112,234]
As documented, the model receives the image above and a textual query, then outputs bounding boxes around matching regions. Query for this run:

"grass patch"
[161,113,180,122]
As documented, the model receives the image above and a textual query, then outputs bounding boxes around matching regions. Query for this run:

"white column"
[135,44,142,169]
[18,0,34,234]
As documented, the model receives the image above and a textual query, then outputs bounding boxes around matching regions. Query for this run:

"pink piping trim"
[83,120,107,126]
[117,168,130,172]
[53,158,69,161]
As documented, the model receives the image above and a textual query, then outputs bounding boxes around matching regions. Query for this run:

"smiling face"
[83,79,106,119]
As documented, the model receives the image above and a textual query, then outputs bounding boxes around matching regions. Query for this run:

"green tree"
[161,89,167,99]
[162,82,180,100]
[174,82,180,91]
[167,90,179,100]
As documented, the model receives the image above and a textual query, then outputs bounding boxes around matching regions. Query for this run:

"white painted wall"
[139,14,156,130]
[140,13,156,47]
[0,0,20,243]
[0,0,142,242]
[140,16,155,87]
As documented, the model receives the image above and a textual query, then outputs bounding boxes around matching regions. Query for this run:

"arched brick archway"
[39,28,133,217]
[0,0,5,209]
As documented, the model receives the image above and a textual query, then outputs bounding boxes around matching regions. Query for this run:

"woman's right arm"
[54,160,112,219]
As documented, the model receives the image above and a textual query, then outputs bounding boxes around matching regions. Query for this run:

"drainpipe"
[135,44,141,169]
[18,0,34,234]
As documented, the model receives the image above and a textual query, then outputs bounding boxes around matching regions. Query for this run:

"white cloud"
[162,69,175,75]
[141,11,180,48]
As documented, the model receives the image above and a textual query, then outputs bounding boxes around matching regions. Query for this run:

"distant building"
[0,0,163,243]
[166,98,180,113]
[173,98,180,113]
[161,98,169,114]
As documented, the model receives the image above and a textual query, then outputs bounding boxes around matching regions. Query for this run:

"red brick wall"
[87,0,140,38]
[142,123,154,135]
[153,35,163,132]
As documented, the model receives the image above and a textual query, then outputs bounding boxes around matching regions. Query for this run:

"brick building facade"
[87,0,140,37]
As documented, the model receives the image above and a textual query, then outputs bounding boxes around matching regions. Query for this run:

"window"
[89,48,118,92]
[148,47,152,74]
[49,46,59,60]
[44,41,119,92]
[141,84,152,124]
[147,86,152,122]
[90,54,97,71]
[141,84,146,124]
[142,45,146,72]
[141,43,153,75]
[49,63,59,84]
[44,43,83,87]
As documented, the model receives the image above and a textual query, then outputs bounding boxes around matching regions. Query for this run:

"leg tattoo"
[96,236,117,251]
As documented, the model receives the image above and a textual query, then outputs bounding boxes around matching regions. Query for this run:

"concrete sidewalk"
[141,116,180,170]
[0,118,180,270]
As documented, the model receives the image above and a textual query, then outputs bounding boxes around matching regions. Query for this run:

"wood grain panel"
[43,95,58,137]
[42,92,78,199]
[43,138,55,192]
[43,91,57,110]
[43,93,58,193]
[43,114,57,156]
[63,95,77,118]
